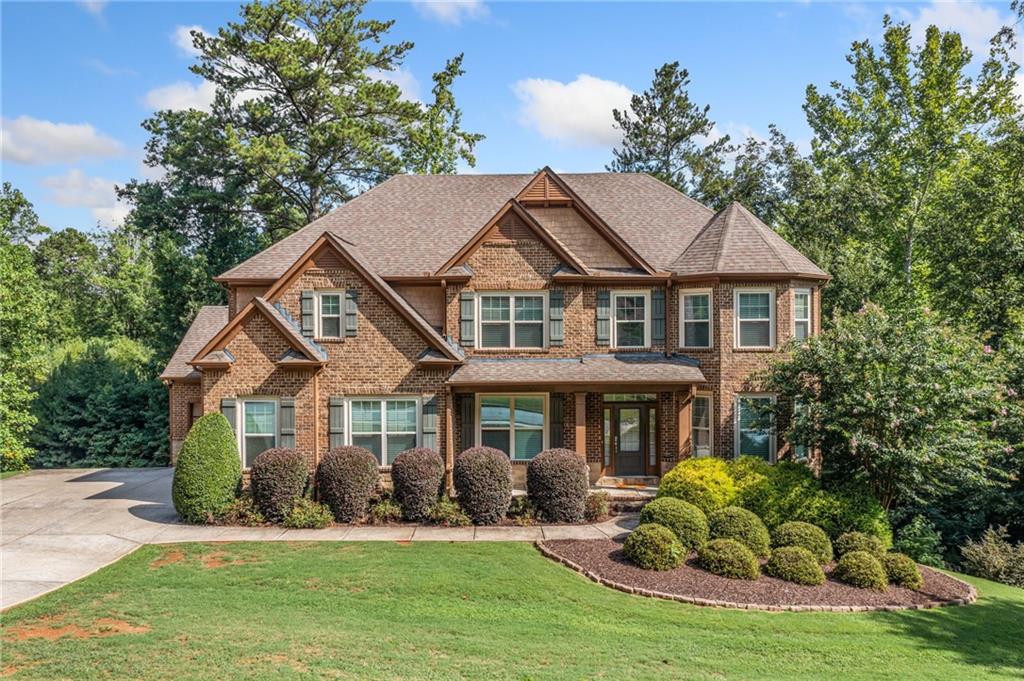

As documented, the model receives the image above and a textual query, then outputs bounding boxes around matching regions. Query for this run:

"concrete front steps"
[593,477,658,513]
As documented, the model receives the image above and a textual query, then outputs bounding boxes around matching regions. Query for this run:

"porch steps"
[593,478,658,513]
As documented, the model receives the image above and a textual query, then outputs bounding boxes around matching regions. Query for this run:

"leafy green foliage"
[765,546,826,586]
[507,495,539,525]
[172,413,242,523]
[584,491,611,522]
[453,447,512,525]
[640,497,709,552]
[283,497,334,529]
[526,448,589,523]
[698,538,760,580]
[881,553,923,590]
[959,526,1024,588]
[0,182,49,245]
[216,494,266,526]
[427,497,472,527]
[624,523,685,571]
[771,522,833,564]
[317,446,380,523]
[368,497,403,525]
[390,448,444,522]
[893,515,947,567]
[707,506,771,558]
[657,457,737,514]
[834,551,888,591]
[250,447,309,522]
[835,532,885,560]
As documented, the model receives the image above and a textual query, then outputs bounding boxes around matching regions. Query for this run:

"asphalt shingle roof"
[159,306,229,380]
[446,353,706,387]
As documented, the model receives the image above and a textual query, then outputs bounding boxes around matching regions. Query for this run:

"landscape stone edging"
[535,540,978,613]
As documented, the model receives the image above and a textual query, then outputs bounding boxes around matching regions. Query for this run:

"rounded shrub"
[250,447,309,522]
[772,521,833,564]
[834,550,888,591]
[881,553,924,590]
[708,506,771,558]
[764,546,825,585]
[172,413,242,524]
[835,531,885,559]
[316,446,380,523]
[390,447,444,521]
[623,523,685,571]
[453,447,512,525]
[657,458,737,514]
[526,448,590,522]
[698,538,760,580]
[639,497,709,552]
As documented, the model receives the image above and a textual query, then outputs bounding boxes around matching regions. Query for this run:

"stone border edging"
[535,540,978,613]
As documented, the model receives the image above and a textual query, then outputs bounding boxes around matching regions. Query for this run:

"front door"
[605,403,655,476]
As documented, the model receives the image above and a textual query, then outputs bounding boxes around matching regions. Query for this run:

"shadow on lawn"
[878,593,1024,673]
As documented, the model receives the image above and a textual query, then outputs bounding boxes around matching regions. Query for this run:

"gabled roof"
[160,306,228,381]
[671,202,829,280]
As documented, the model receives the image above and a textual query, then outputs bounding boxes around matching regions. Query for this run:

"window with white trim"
[793,289,812,342]
[477,394,547,460]
[612,290,650,348]
[241,399,277,468]
[735,394,776,461]
[478,292,545,349]
[692,394,712,457]
[734,289,775,349]
[680,289,712,348]
[317,292,342,339]
[348,398,420,465]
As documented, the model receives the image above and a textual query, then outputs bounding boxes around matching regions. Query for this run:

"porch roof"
[446,353,705,392]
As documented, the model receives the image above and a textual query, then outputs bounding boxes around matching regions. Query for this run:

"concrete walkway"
[1,468,638,610]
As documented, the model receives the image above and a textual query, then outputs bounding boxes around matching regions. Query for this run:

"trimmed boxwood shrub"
[772,521,833,564]
[527,448,589,522]
[764,546,825,585]
[317,446,380,523]
[639,497,708,552]
[172,413,242,523]
[881,552,924,590]
[698,538,760,580]
[834,550,888,591]
[250,447,309,522]
[390,448,444,521]
[708,506,771,558]
[453,447,512,525]
[657,458,737,514]
[835,531,885,559]
[623,523,685,571]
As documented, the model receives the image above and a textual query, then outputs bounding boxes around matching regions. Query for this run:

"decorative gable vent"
[519,174,571,206]
[491,213,531,241]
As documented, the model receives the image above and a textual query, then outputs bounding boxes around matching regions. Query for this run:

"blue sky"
[2,0,1020,233]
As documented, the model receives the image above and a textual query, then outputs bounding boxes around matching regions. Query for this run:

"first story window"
[478,394,546,460]
[349,398,419,465]
[735,289,775,349]
[791,400,810,462]
[794,289,812,342]
[680,290,712,348]
[692,394,712,457]
[735,394,776,461]
[612,291,650,348]
[478,293,545,349]
[318,292,342,338]
[242,399,277,468]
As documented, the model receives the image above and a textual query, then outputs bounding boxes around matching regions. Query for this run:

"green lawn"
[2,542,1022,680]
[0,470,25,480]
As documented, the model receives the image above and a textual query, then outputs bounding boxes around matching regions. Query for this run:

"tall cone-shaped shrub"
[172,413,241,523]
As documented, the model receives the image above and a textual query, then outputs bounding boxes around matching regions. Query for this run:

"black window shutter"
[300,291,315,337]
[328,396,346,449]
[459,292,475,347]
[549,289,564,346]
[459,394,475,453]
[651,289,666,342]
[596,290,611,346]
[220,398,236,435]
[279,398,295,448]
[549,393,564,449]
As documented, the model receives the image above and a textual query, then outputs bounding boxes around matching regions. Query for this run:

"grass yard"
[0,470,25,480]
[2,542,1022,680]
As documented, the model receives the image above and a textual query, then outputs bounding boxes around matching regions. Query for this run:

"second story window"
[318,293,342,338]
[794,289,812,341]
[612,291,650,348]
[680,289,712,349]
[479,293,545,349]
[735,289,775,349]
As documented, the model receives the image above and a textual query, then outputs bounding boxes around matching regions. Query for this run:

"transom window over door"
[735,289,775,349]
[349,398,419,465]
[478,293,545,348]
[478,394,546,460]
[612,291,650,348]
[242,400,277,468]
[681,290,712,348]
[736,395,775,461]
[794,289,812,341]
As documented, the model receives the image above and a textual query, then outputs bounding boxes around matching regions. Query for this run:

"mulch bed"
[539,539,976,612]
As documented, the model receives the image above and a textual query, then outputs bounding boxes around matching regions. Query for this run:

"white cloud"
[514,74,634,148]
[77,0,107,16]
[172,24,210,58]
[84,58,137,77]
[41,169,130,227]
[143,80,217,112]
[412,0,488,26]
[367,67,421,102]
[909,1,1013,56]
[1,116,123,165]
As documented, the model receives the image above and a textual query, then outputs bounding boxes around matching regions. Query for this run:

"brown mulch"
[541,539,974,610]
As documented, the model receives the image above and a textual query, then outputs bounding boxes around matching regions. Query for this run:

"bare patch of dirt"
[5,615,150,641]
[198,551,260,569]
[395,540,412,546]
[149,548,185,568]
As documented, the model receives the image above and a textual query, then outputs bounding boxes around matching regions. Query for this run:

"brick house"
[160,168,827,488]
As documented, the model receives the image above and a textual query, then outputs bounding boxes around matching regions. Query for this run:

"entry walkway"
[1,468,639,610]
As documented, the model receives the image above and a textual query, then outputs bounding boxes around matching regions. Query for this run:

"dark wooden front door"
[606,403,654,476]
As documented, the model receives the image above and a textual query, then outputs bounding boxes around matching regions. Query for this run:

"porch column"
[676,385,695,465]
[444,388,455,495]
[574,392,587,461]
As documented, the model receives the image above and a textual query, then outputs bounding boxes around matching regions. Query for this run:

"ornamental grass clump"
[453,447,512,525]
[527,448,590,522]
[708,506,771,558]
[390,448,444,521]
[835,531,885,559]
[623,523,685,571]
[639,497,708,553]
[881,553,924,590]
[834,550,888,591]
[317,446,380,523]
[172,413,242,524]
[250,447,309,522]
[698,538,760,580]
[764,546,825,586]
[772,521,833,564]
[657,457,737,514]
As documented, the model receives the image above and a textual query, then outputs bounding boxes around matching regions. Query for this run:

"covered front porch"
[444,353,706,488]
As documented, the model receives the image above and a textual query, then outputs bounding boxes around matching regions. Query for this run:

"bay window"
[735,394,776,461]
[349,398,419,465]
[478,293,545,349]
[478,394,547,460]
[794,289,812,341]
[735,289,775,349]
[612,291,650,348]
[680,289,712,348]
